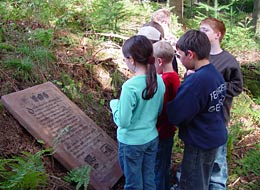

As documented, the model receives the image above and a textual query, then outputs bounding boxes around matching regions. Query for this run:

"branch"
[86,32,128,40]
[228,177,240,187]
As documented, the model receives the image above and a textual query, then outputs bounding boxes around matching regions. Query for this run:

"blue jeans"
[209,143,228,190]
[178,144,218,190]
[155,138,174,190]
[118,137,158,190]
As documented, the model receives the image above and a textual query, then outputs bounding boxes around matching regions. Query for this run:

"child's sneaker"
[170,184,179,190]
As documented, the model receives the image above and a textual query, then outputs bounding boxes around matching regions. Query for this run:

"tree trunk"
[253,0,260,39]
[169,0,184,21]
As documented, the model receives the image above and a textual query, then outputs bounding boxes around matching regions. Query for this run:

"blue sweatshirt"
[166,64,227,150]
[110,74,165,145]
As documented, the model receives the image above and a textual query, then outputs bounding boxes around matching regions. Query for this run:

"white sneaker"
[170,184,179,190]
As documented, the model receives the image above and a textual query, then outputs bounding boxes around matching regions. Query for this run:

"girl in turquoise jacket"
[110,35,165,190]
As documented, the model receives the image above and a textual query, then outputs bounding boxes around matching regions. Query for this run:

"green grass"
[237,144,260,176]
[0,0,259,189]
[231,144,260,190]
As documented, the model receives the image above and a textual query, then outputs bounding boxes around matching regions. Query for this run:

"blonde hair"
[153,41,174,64]
[151,9,171,26]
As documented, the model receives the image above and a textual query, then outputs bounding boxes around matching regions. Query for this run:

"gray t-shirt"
[210,50,243,123]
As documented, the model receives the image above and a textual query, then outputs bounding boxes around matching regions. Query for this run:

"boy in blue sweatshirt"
[167,30,227,190]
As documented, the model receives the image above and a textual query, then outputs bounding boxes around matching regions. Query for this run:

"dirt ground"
[0,37,260,190]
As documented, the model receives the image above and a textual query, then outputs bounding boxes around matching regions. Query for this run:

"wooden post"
[253,0,260,39]
[169,0,184,21]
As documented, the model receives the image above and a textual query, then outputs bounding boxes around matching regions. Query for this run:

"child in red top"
[153,41,180,190]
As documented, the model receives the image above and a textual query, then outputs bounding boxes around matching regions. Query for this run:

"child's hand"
[184,69,195,78]
[186,70,195,76]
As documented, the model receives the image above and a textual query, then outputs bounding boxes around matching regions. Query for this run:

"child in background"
[153,41,180,190]
[110,35,165,190]
[167,30,227,190]
[137,20,164,44]
[142,21,165,40]
[151,8,179,73]
[151,8,178,46]
[137,25,161,44]
[200,17,243,190]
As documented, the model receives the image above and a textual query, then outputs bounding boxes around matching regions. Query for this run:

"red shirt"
[157,72,180,140]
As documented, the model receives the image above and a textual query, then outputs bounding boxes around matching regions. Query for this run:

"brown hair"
[176,30,210,60]
[122,35,158,100]
[200,17,226,42]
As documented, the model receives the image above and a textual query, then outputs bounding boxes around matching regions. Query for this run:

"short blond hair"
[153,41,174,64]
[152,8,171,26]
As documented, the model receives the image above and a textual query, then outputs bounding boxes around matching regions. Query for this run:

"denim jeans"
[118,137,158,190]
[174,165,181,186]
[209,143,228,190]
[155,138,174,190]
[178,144,218,190]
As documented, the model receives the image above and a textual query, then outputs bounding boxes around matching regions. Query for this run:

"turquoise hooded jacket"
[110,74,165,145]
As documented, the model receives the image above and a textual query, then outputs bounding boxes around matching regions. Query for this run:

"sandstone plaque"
[1,82,122,190]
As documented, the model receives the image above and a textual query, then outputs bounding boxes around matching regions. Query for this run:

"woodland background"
[0,0,259,190]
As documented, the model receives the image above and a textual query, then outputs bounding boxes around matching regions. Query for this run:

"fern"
[0,149,51,190]
[64,165,91,190]
[90,0,129,33]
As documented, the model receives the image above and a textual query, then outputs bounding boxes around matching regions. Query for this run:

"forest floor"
[0,28,260,190]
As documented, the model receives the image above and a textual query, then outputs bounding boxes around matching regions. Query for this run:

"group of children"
[110,9,243,190]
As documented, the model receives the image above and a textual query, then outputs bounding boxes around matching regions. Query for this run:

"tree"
[169,0,184,20]
[252,0,260,39]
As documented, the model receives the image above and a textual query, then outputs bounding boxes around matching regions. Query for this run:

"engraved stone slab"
[1,82,122,190]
